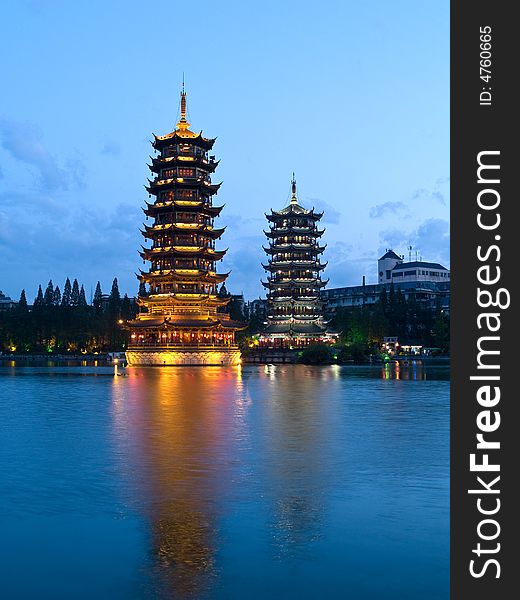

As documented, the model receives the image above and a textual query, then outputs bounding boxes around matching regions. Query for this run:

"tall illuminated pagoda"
[125,89,245,366]
[259,176,336,349]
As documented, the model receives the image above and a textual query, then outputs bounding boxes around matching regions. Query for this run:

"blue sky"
[0,0,449,301]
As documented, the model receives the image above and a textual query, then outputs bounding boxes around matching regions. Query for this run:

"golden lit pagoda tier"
[137,270,228,284]
[144,201,224,218]
[125,88,245,366]
[125,317,245,366]
[127,316,243,330]
[138,247,227,260]
[264,227,325,238]
[141,224,226,240]
[152,131,216,151]
[149,155,220,174]
[146,179,222,196]
[138,293,229,307]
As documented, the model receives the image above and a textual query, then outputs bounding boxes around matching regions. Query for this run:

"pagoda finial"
[177,81,190,131]
[290,173,297,203]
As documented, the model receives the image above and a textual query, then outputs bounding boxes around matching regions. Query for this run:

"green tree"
[300,343,333,365]
[138,281,147,297]
[79,284,87,307]
[109,278,121,317]
[70,279,80,307]
[93,281,103,310]
[61,278,72,307]
[53,285,61,306]
[120,293,132,320]
[43,280,54,306]
[33,285,44,307]
[18,289,28,311]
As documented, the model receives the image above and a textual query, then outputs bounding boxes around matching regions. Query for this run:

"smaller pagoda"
[259,176,337,348]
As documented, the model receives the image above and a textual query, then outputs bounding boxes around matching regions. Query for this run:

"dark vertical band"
[451,2,516,597]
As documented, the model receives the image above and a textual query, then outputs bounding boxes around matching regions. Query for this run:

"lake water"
[0,362,449,599]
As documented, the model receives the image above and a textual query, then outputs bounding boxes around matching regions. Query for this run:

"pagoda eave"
[141,224,226,239]
[143,201,224,218]
[264,228,325,238]
[149,156,220,173]
[152,130,216,151]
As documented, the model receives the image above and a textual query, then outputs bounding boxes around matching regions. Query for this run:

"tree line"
[328,285,449,362]
[0,278,136,354]
[1,279,449,359]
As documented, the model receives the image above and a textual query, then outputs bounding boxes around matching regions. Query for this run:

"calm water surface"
[0,363,449,599]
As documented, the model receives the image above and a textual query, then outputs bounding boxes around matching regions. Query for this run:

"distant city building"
[0,291,17,311]
[98,293,137,313]
[378,249,450,284]
[322,250,450,314]
[125,88,245,365]
[244,298,268,320]
[259,176,337,348]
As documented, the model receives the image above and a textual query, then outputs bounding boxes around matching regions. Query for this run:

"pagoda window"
[177,259,197,269]
[164,146,177,157]
[175,234,197,245]
[178,167,195,177]
[162,169,175,179]
[176,189,196,200]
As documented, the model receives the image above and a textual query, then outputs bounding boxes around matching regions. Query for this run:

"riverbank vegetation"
[1,280,449,360]
[0,278,135,354]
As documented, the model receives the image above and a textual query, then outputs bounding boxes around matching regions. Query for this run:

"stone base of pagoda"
[125,347,242,366]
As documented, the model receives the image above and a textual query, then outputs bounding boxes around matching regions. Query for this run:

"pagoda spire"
[177,83,190,131]
[290,173,298,204]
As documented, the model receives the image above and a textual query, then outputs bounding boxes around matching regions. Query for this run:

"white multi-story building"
[378,250,450,284]
[322,250,450,314]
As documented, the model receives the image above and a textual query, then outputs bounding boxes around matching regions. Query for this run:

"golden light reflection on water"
[381,360,428,380]
[111,366,248,599]
[108,363,436,597]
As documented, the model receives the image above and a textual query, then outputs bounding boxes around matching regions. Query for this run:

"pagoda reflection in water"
[110,366,335,598]
[125,88,245,366]
[111,368,245,598]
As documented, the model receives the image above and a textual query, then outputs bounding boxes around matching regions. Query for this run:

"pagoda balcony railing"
[152,242,216,249]
[128,340,236,349]
[269,297,321,303]
[268,255,316,261]
[159,154,214,165]
[153,175,212,185]
[268,277,319,283]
